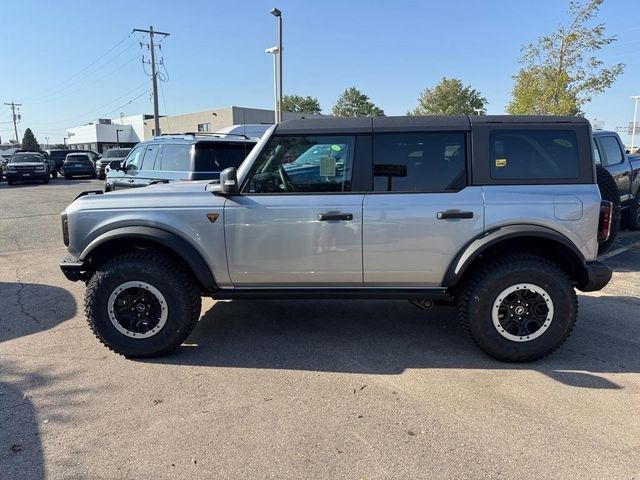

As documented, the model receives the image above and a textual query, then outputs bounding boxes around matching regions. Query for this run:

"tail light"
[61,213,69,246]
[598,200,613,243]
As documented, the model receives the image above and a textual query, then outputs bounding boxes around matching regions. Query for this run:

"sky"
[0,0,639,145]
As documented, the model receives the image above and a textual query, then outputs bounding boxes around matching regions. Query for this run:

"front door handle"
[318,212,353,221]
[437,210,474,220]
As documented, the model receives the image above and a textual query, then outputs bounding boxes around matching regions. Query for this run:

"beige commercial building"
[67,106,312,152]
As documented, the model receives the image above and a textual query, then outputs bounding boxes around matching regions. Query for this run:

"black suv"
[4,152,50,185]
[46,149,101,177]
[104,134,257,191]
[95,148,131,180]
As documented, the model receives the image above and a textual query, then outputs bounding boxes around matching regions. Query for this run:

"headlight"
[7,165,16,171]
[36,165,45,171]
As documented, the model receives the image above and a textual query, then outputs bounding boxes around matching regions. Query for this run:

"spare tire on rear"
[596,164,620,255]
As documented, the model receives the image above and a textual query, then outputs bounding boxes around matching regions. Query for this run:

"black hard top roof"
[275,115,589,134]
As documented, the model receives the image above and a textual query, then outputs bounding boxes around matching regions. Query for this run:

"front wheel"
[85,252,202,357]
[457,255,577,362]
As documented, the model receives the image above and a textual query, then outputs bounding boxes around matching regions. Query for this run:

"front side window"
[598,136,624,166]
[141,144,160,170]
[245,136,355,193]
[373,132,466,192]
[490,130,579,180]
[159,144,191,171]
[124,145,146,171]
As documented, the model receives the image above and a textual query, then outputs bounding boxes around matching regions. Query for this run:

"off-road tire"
[457,254,577,362]
[51,170,58,178]
[85,251,202,358]
[596,165,621,254]
[43,177,49,184]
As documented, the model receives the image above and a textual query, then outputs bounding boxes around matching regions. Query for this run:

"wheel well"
[454,236,588,289]
[82,237,208,293]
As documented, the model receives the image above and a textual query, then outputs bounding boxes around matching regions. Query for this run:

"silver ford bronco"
[60,116,613,362]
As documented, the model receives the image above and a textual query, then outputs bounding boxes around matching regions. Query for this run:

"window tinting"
[593,139,602,165]
[194,142,254,171]
[159,144,191,171]
[490,130,579,180]
[373,132,466,192]
[598,136,624,166]
[246,135,354,193]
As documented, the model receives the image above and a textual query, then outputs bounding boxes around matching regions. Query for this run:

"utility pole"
[4,101,22,143]
[133,25,169,136]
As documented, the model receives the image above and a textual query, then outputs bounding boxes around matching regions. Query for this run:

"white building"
[66,114,153,152]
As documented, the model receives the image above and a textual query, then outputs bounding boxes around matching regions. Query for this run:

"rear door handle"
[437,210,474,220]
[318,212,353,221]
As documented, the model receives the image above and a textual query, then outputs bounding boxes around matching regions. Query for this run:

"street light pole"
[270,8,283,123]
[631,95,640,152]
[116,129,123,148]
[265,47,279,123]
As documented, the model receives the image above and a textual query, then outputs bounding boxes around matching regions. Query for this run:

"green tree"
[409,77,487,116]
[21,128,40,151]
[282,94,322,114]
[507,0,624,115]
[331,87,384,117]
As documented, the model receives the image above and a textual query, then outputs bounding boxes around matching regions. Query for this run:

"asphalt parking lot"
[1,179,639,479]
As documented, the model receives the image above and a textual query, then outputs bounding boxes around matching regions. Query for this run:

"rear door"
[595,134,631,202]
[363,131,483,286]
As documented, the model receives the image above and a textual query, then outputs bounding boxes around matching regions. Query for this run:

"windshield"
[104,149,130,158]
[10,154,42,163]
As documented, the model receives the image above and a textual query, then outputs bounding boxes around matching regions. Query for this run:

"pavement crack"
[14,268,41,325]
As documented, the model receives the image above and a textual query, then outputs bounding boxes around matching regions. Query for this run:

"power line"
[132,26,170,135]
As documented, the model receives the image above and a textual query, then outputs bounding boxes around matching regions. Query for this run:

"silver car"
[60,116,612,362]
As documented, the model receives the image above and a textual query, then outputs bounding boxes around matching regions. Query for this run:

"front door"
[224,134,364,286]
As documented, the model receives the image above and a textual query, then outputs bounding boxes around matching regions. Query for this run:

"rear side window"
[597,136,624,166]
[490,130,579,180]
[194,142,254,172]
[159,144,191,171]
[373,132,466,192]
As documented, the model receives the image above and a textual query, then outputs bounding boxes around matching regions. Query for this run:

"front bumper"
[577,261,612,292]
[6,171,48,181]
[60,254,90,282]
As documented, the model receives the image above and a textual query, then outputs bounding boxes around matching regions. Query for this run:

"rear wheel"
[457,255,577,362]
[628,190,640,231]
[596,165,621,254]
[85,251,202,357]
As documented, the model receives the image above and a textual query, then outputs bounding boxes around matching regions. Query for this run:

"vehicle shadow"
[0,379,45,480]
[147,295,640,390]
[0,282,77,343]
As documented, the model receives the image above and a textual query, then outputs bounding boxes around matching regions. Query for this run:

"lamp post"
[270,8,282,123]
[45,136,49,149]
[265,46,279,123]
[116,129,123,148]
[631,95,640,152]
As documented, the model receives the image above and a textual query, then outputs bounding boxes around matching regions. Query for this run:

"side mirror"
[219,167,239,194]
[109,160,122,171]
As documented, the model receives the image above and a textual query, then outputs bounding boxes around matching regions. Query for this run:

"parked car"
[60,153,97,179]
[4,152,50,185]
[61,116,612,362]
[95,148,131,180]
[593,130,640,231]
[46,149,101,177]
[104,134,257,191]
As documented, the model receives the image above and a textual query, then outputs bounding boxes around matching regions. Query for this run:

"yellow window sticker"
[495,158,507,167]
[320,156,337,176]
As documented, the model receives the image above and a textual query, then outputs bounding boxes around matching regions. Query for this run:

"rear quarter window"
[490,130,579,180]
[193,142,254,172]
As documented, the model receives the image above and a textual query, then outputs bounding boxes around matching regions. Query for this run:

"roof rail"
[158,132,252,140]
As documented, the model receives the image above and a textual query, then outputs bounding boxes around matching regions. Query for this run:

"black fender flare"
[442,224,587,287]
[80,226,217,289]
